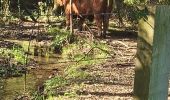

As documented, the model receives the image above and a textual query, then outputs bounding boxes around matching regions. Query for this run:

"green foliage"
[12,47,27,64]
[32,91,46,100]
[48,27,72,52]
[124,0,140,5]
[124,0,147,5]
[64,91,77,98]
[0,47,27,77]
[119,0,150,24]
[47,27,62,36]
[44,76,68,94]
[38,1,47,15]
[62,39,110,62]
[47,27,74,54]
[0,66,23,77]
[61,38,110,82]
[0,47,26,65]
[128,6,149,22]
[65,65,89,79]
[61,40,92,79]
[53,31,71,47]
[63,84,84,98]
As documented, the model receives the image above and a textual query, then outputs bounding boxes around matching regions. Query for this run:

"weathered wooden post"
[134,5,155,100]
[148,6,170,100]
[134,5,170,100]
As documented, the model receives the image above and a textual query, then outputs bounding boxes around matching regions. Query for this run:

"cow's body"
[56,0,113,37]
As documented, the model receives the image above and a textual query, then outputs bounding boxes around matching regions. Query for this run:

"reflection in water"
[0,74,36,100]
[0,43,61,99]
[0,78,5,99]
[0,69,58,100]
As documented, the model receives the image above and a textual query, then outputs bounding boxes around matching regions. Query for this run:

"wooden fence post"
[148,6,170,100]
[134,5,155,100]
[134,5,170,100]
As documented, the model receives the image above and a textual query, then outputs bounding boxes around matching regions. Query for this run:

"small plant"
[0,45,26,65]
[48,28,71,46]
[44,76,68,95]
[45,76,68,89]
[32,91,46,100]
[0,46,27,77]
[65,65,89,79]
[11,47,27,65]
[47,27,73,53]
[38,1,47,15]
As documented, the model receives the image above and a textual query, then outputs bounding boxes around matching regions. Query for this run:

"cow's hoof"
[102,35,106,38]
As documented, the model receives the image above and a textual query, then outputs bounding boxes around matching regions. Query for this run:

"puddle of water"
[0,74,36,100]
[0,39,64,99]
[0,69,57,100]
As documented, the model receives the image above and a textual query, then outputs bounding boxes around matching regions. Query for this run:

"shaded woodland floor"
[0,20,138,99]
[1,15,170,100]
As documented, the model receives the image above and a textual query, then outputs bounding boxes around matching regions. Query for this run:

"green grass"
[0,47,26,65]
[0,46,27,77]
[61,39,110,62]
[47,27,74,54]
[43,33,111,99]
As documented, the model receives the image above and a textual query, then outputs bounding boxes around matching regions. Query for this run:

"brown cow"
[56,0,113,37]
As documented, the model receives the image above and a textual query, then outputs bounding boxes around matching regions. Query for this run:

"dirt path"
[75,32,137,100]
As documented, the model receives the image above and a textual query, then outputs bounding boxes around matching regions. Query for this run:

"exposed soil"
[79,37,136,99]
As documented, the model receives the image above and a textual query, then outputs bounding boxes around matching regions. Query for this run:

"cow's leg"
[65,14,70,30]
[77,17,85,31]
[93,0,107,37]
[102,0,113,37]
[65,4,71,30]
[102,15,106,37]
[102,14,110,37]
[94,15,103,37]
